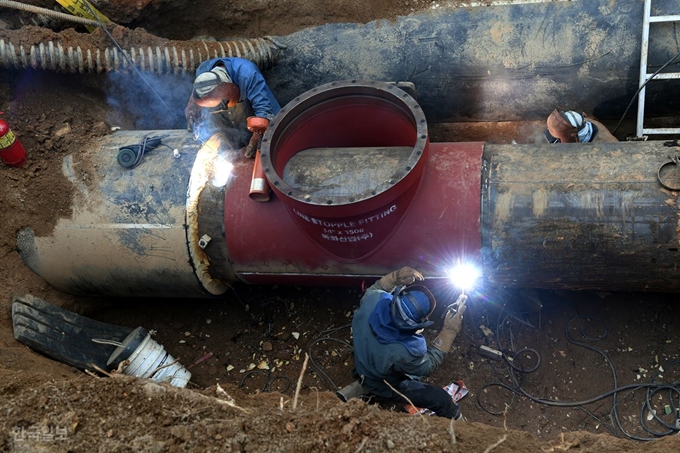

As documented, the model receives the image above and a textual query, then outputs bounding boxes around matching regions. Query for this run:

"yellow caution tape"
[55,0,112,32]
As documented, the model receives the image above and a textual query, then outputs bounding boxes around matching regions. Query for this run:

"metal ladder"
[636,0,680,137]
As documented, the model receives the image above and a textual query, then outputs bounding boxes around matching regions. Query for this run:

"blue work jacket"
[196,57,281,119]
[351,281,446,397]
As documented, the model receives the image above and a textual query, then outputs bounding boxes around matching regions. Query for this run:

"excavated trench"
[1,1,680,452]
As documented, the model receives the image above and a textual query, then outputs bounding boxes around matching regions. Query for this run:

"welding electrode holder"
[441,302,459,319]
[440,293,467,320]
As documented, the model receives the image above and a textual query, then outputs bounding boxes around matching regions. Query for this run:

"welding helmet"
[545,108,593,143]
[192,67,239,108]
[390,285,437,330]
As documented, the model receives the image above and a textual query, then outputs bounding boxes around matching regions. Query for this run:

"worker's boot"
[452,403,463,421]
[336,380,369,402]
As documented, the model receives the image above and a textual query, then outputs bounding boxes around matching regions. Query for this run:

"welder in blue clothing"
[184,57,281,157]
[351,266,467,419]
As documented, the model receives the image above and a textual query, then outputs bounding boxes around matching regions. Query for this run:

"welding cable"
[476,307,527,415]
[481,308,680,441]
[318,323,352,338]
[607,363,680,440]
[518,315,677,442]
[481,309,607,415]
[484,361,673,440]
[611,50,680,136]
[477,330,538,414]
[607,377,680,440]
[503,347,541,374]
[238,368,292,394]
[308,335,353,392]
[306,323,353,391]
[80,1,183,128]
[117,135,171,169]
[639,385,680,436]
[637,358,680,437]
[477,379,665,415]
[574,405,620,437]
[475,303,530,414]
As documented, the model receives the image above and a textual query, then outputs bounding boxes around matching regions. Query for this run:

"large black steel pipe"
[13,83,680,297]
[266,0,680,122]
[482,142,680,292]
[16,137,680,296]
[2,0,680,123]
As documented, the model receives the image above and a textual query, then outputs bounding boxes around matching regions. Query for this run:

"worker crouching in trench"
[184,57,281,155]
[544,108,619,143]
[349,266,467,420]
[518,108,619,144]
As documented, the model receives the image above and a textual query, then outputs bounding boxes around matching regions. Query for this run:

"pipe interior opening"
[263,82,428,207]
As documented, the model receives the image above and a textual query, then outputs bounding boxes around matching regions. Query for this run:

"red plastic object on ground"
[0,116,27,167]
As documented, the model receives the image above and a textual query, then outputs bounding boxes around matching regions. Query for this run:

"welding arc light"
[212,157,234,187]
[447,263,480,292]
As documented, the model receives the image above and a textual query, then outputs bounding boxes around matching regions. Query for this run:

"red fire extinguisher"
[0,113,27,167]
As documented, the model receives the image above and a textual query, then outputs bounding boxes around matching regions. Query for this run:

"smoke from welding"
[104,70,250,153]
[105,71,192,130]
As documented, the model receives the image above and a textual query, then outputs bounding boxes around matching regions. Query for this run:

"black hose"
[80,1,180,124]
[611,50,680,136]
[238,368,292,394]
[478,298,680,441]
[307,335,353,391]
[116,135,171,169]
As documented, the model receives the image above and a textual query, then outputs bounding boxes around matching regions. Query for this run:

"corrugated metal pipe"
[0,36,282,73]
[0,1,283,72]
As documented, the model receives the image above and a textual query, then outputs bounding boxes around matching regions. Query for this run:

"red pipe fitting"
[259,80,432,259]
[231,80,483,279]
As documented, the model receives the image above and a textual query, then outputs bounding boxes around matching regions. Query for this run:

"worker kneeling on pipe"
[350,266,467,420]
[185,57,281,156]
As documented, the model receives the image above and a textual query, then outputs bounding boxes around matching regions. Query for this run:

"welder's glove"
[241,131,260,159]
[247,116,270,134]
[433,295,467,353]
[379,266,424,292]
[443,295,467,334]
[185,99,201,132]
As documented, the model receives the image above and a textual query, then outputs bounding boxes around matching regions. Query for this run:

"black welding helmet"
[390,284,437,330]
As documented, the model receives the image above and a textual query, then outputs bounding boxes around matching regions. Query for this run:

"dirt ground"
[1,1,680,452]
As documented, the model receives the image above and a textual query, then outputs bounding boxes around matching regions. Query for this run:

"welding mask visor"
[390,285,437,330]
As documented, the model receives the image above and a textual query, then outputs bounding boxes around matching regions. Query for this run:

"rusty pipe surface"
[15,82,680,297]
[16,82,482,297]
[17,130,234,298]
[481,142,680,292]
[3,0,680,122]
